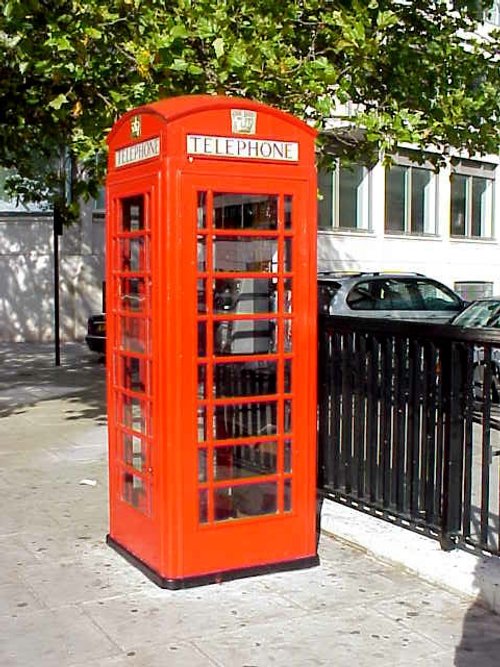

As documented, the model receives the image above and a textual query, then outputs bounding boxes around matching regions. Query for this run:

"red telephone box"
[105,95,318,587]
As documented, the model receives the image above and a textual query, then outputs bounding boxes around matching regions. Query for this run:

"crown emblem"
[231,109,257,135]
[130,115,142,138]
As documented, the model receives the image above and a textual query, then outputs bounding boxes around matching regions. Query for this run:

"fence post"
[440,340,465,550]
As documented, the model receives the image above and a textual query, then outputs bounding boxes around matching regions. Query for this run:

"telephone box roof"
[107,94,317,144]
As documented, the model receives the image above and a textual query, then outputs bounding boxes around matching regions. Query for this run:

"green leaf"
[48,93,69,110]
[213,37,224,59]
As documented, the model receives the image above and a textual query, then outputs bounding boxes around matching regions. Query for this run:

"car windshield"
[452,300,500,328]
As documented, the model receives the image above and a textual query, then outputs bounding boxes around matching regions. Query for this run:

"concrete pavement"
[1,342,500,666]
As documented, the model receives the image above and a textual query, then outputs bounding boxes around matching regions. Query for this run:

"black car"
[85,313,106,355]
[450,297,500,403]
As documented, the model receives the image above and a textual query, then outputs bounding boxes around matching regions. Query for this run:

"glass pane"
[123,432,146,471]
[214,319,275,355]
[214,193,278,230]
[284,400,292,433]
[471,177,488,237]
[339,164,365,229]
[385,166,406,232]
[284,439,292,472]
[213,237,278,272]
[381,280,419,310]
[285,195,293,230]
[119,277,147,312]
[214,402,277,440]
[119,237,148,273]
[122,472,149,513]
[214,482,278,520]
[284,238,292,272]
[317,170,333,230]
[197,407,207,442]
[284,359,292,393]
[416,280,462,311]
[199,489,208,523]
[214,361,277,398]
[283,319,292,353]
[120,316,148,353]
[213,442,278,480]
[197,322,207,357]
[451,174,466,236]
[197,235,206,271]
[121,394,148,434]
[284,479,292,512]
[198,364,206,399]
[197,279,207,313]
[121,196,144,232]
[410,168,432,234]
[213,278,275,314]
[121,355,146,392]
[283,279,292,313]
[197,192,207,229]
[452,299,500,327]
[198,449,207,482]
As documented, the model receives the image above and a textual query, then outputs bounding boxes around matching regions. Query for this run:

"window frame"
[450,159,495,240]
[318,160,372,232]
[384,154,438,236]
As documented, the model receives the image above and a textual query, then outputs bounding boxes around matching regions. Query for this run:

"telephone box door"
[106,175,160,570]
[175,173,317,575]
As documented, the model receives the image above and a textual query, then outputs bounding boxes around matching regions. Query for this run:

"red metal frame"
[106,96,318,586]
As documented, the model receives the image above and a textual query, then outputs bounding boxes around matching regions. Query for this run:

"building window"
[92,186,106,220]
[450,160,495,239]
[318,162,370,231]
[385,157,437,235]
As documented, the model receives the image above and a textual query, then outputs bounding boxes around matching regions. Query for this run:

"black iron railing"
[318,314,500,556]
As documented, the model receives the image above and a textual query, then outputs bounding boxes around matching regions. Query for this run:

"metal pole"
[53,205,61,366]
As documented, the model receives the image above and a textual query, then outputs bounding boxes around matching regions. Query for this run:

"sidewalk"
[1,342,500,666]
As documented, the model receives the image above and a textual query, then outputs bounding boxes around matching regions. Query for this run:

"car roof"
[317,271,427,281]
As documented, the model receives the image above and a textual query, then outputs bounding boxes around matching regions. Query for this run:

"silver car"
[318,272,465,323]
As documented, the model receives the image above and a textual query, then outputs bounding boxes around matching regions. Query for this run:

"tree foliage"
[0,0,499,218]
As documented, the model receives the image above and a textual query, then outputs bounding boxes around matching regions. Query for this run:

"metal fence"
[318,314,500,556]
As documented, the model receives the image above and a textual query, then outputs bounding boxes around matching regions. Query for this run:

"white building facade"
[318,150,500,300]
[0,202,104,342]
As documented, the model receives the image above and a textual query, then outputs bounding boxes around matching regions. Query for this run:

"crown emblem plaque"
[130,115,142,138]
[231,109,257,135]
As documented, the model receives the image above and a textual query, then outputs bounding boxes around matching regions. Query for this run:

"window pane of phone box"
[213,402,277,439]
[214,194,278,230]
[213,442,278,480]
[214,482,278,521]
[213,361,277,398]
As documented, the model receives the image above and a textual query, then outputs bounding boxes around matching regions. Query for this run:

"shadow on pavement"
[0,342,106,422]
[455,558,500,665]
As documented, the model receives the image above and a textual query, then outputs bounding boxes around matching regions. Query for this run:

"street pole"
[53,202,62,366]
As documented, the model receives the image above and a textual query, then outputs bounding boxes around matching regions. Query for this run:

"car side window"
[347,279,418,311]
[416,280,461,311]
[379,280,421,310]
[346,281,379,310]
